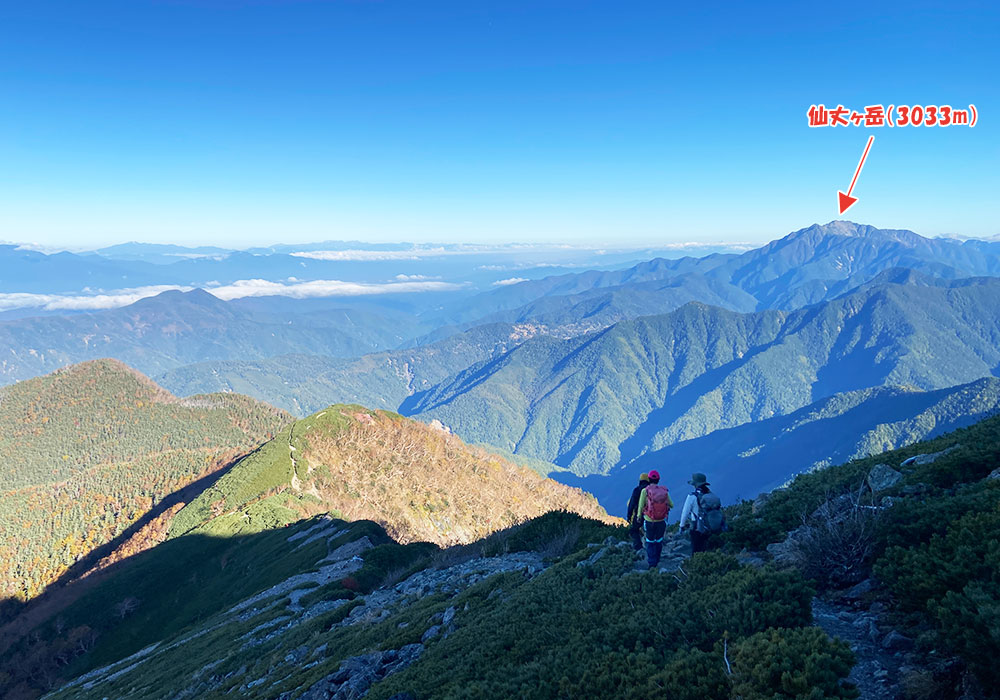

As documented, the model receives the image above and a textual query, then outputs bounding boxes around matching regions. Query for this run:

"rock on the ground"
[752,492,771,514]
[882,630,914,651]
[899,445,961,468]
[301,644,424,700]
[766,526,806,565]
[842,578,876,601]
[867,464,903,493]
[735,550,766,568]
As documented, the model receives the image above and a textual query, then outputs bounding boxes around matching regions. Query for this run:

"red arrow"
[837,135,874,214]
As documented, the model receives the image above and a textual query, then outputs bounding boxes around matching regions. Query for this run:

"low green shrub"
[368,551,844,699]
[730,627,857,699]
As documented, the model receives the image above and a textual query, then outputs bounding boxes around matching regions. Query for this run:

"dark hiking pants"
[644,520,667,567]
[691,528,710,554]
[629,520,643,551]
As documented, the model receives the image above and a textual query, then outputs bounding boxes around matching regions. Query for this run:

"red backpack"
[643,484,671,521]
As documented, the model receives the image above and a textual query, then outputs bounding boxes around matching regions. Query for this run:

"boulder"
[752,492,771,514]
[421,625,441,643]
[900,444,961,468]
[987,468,1000,480]
[882,630,915,651]
[576,546,609,568]
[766,525,806,566]
[867,464,903,492]
[303,645,425,700]
[383,644,423,675]
[842,578,875,601]
[766,538,799,566]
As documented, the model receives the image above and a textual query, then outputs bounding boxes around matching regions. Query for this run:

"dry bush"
[792,487,882,589]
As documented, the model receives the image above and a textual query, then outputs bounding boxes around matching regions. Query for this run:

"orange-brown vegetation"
[294,409,618,546]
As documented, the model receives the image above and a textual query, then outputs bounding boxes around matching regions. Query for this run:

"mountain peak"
[128,287,231,312]
[789,221,927,246]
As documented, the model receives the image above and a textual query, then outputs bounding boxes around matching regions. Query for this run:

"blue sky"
[0,1,996,247]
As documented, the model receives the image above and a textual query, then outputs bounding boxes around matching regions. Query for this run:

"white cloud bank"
[0,278,462,312]
[291,249,452,262]
[208,278,461,300]
[0,285,193,312]
[492,277,530,286]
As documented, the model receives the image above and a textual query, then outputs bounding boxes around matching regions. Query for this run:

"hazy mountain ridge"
[436,222,1000,334]
[0,289,424,385]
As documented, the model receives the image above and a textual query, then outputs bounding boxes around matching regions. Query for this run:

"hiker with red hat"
[635,470,673,567]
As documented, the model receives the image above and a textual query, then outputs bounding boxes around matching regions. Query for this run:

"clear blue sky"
[0,0,996,247]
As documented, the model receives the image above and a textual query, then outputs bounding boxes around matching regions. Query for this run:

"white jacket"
[679,492,700,529]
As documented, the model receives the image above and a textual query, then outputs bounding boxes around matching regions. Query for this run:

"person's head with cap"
[647,470,661,484]
[689,472,709,491]
[638,472,650,485]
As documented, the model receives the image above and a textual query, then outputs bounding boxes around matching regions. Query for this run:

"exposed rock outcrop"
[866,464,902,492]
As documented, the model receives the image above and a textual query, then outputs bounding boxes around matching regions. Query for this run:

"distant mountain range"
[3,221,999,519]
[160,274,1000,471]
[427,221,1000,332]
[0,289,427,384]
[402,277,1000,470]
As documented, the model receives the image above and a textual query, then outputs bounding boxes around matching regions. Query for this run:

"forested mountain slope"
[405,278,1000,476]
[558,376,1000,517]
[158,320,549,415]
[0,359,292,602]
[169,405,614,546]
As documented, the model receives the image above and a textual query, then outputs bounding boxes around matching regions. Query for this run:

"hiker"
[636,470,672,567]
[679,473,726,553]
[625,472,651,551]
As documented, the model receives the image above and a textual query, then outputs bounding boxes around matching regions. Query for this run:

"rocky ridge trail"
[812,596,904,700]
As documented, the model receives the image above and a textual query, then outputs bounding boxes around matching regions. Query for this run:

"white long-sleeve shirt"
[678,492,699,529]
